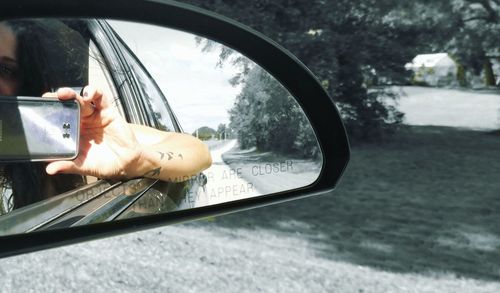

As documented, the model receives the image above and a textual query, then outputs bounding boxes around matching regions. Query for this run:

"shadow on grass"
[191,126,500,281]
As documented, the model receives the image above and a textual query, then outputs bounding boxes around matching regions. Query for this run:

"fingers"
[54,86,97,118]
[54,87,77,101]
[46,161,81,175]
[43,88,96,117]
[42,86,110,118]
[82,85,109,110]
[42,92,58,98]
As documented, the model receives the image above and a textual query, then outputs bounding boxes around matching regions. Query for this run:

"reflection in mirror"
[110,20,323,206]
[0,18,322,235]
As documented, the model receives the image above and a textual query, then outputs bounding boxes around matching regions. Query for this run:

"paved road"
[195,139,260,207]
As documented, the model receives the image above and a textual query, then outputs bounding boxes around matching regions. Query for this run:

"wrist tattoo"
[143,167,161,178]
[157,151,184,161]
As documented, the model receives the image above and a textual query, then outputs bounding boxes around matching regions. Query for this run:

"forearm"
[129,131,212,182]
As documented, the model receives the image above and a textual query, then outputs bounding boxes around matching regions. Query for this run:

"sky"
[109,20,243,133]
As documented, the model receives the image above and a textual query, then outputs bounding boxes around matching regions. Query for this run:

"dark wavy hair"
[1,19,85,210]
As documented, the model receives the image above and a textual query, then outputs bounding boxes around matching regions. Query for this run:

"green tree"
[446,0,499,86]
[217,123,231,139]
[379,0,499,86]
[183,0,498,142]
[192,126,217,141]
[182,0,436,140]
[229,67,319,158]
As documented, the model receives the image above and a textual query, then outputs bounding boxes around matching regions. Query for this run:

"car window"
[88,40,126,118]
[114,37,177,132]
[0,19,214,230]
[0,19,197,224]
[83,40,129,184]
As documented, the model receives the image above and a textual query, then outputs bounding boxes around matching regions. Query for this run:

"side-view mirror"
[0,0,349,258]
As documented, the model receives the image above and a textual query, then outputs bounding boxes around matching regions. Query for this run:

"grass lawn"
[195,125,500,281]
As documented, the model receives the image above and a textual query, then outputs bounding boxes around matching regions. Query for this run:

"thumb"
[46,161,81,175]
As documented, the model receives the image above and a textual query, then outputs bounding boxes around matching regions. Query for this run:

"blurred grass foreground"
[200,125,500,281]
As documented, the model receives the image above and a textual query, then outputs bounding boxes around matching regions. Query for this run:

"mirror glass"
[0,18,322,235]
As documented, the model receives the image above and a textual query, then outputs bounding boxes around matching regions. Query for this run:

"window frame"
[88,19,182,133]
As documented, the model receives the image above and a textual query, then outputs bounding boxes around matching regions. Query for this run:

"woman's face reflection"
[0,22,19,96]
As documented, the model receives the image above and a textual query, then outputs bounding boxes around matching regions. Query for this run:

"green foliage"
[182,0,498,142]
[0,195,5,215]
[229,67,319,158]
[216,123,233,139]
[182,0,436,140]
[410,74,430,87]
[449,54,468,87]
[440,0,499,86]
[483,59,497,86]
[192,126,217,141]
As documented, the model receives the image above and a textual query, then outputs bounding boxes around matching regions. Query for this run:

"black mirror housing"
[0,0,349,258]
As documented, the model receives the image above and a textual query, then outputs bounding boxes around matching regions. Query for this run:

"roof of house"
[405,53,452,69]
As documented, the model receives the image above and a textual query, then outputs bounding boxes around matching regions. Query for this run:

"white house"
[405,53,457,86]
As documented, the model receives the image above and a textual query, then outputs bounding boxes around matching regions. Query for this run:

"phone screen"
[0,96,80,161]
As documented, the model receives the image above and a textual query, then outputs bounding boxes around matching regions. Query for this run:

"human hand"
[44,86,142,179]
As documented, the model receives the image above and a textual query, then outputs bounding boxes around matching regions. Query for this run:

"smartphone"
[0,96,80,162]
